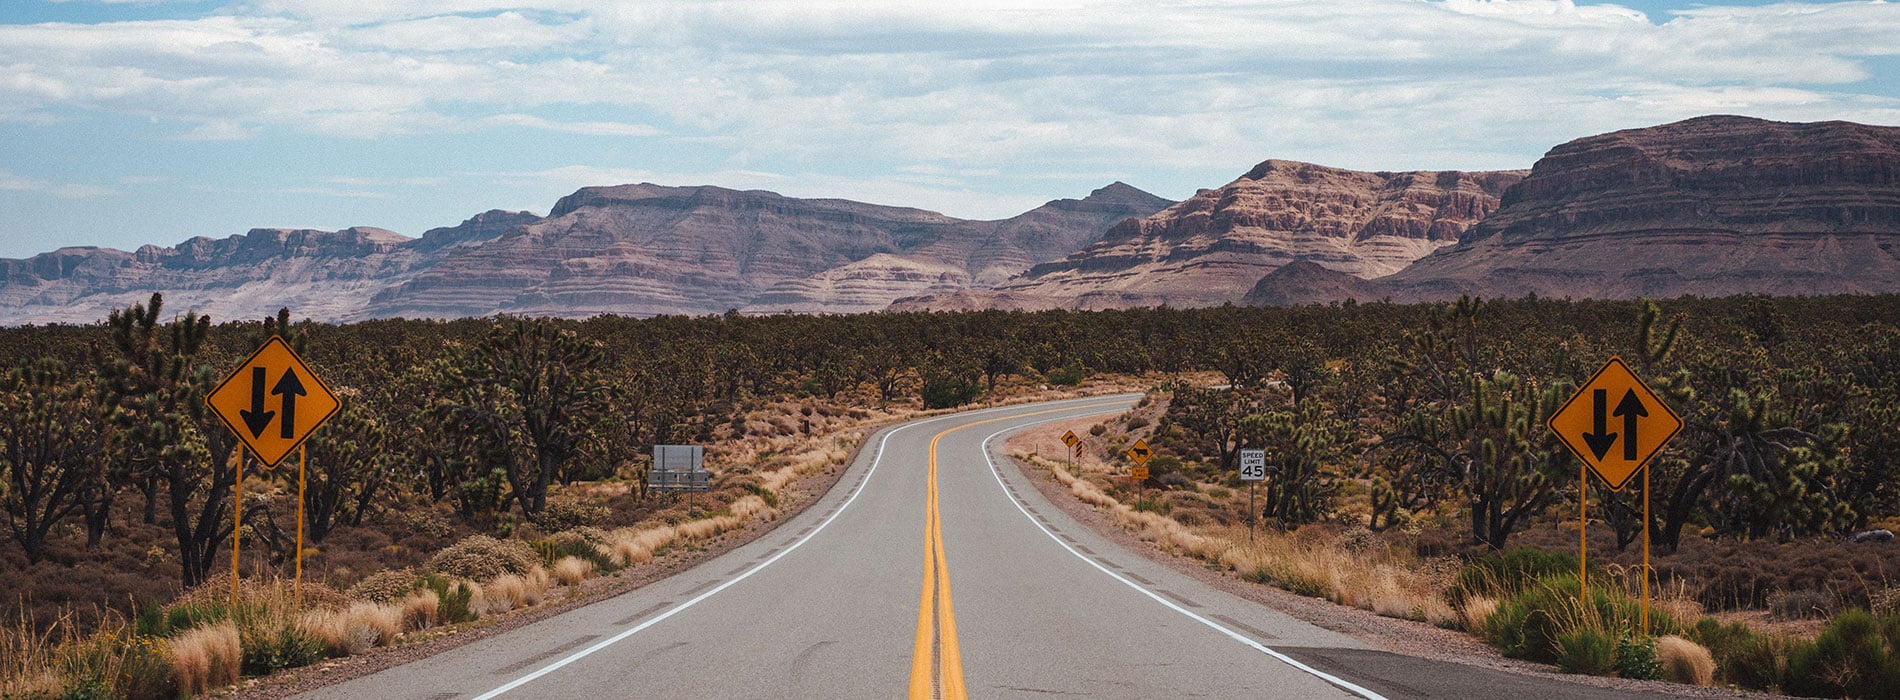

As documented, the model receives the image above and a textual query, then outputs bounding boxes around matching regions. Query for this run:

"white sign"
[1238,449,1267,482]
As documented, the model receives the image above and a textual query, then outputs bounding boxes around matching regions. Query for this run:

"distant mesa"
[4,115,1898,324]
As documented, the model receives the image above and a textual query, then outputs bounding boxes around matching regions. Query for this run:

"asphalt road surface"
[300,396,1680,699]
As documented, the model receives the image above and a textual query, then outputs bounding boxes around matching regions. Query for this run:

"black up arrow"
[272,369,306,439]
[1582,388,1618,461]
[239,367,275,438]
[1614,389,1647,461]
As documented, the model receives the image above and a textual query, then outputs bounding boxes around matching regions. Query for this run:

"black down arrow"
[1581,388,1618,461]
[239,367,275,438]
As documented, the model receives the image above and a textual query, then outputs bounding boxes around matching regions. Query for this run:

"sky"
[1,0,1897,259]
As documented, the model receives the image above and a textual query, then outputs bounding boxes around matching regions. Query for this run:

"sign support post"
[296,446,306,606]
[206,334,342,610]
[1548,356,1682,620]
[232,447,243,608]
[1126,439,1151,511]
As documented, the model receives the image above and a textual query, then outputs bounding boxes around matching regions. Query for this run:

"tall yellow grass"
[168,622,240,696]
[0,612,65,696]
[400,588,439,631]
[1024,452,1457,627]
[1656,635,1715,686]
[553,556,596,586]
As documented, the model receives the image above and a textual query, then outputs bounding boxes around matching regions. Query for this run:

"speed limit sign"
[1239,449,1266,482]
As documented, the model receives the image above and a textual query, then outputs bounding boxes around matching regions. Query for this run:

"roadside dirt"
[1004,414,1786,700]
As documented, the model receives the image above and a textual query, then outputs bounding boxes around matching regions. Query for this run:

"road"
[300,396,1678,699]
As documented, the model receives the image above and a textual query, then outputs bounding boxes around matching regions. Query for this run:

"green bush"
[533,532,617,574]
[1555,629,1616,675]
[1690,617,1795,692]
[1478,574,1666,664]
[1448,548,1588,608]
[133,600,229,638]
[56,632,174,700]
[1045,362,1085,386]
[1614,634,1661,680]
[238,620,323,675]
[423,574,478,624]
[1784,608,1900,700]
[346,567,420,603]
[920,376,981,409]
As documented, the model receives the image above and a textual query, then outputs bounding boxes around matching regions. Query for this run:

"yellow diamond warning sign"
[1061,430,1081,449]
[1126,439,1152,465]
[206,336,340,467]
[1548,356,1682,492]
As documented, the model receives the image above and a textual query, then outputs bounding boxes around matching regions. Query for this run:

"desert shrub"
[532,501,609,533]
[168,622,240,696]
[920,376,981,409]
[346,568,419,603]
[237,617,323,675]
[426,536,540,581]
[421,574,477,624]
[1655,635,1715,686]
[1690,617,1794,691]
[1555,628,1615,675]
[1088,423,1106,437]
[57,630,174,700]
[1479,573,1665,664]
[134,601,228,638]
[1614,634,1661,680]
[1449,548,1588,608]
[1784,608,1900,700]
[534,531,616,573]
[1046,362,1085,386]
[1768,588,1836,620]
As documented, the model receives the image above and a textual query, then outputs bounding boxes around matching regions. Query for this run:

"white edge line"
[978,418,1391,700]
[472,394,1143,699]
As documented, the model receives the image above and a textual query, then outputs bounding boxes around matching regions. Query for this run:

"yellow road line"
[908,402,1125,700]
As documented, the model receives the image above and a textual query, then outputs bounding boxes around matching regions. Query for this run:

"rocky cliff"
[1371,116,1900,302]
[0,184,1164,323]
[895,161,1522,311]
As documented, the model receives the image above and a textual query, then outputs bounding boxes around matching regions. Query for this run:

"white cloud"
[1,0,1897,209]
[484,114,662,136]
[0,170,116,198]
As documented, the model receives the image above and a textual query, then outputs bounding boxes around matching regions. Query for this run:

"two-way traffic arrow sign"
[1548,357,1681,491]
[207,336,340,467]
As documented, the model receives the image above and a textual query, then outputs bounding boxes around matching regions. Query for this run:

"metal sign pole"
[1579,461,1587,604]
[1249,482,1256,542]
[232,446,243,608]
[296,445,306,607]
[1642,465,1651,634]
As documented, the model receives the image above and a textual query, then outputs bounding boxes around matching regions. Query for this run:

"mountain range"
[2,115,1896,325]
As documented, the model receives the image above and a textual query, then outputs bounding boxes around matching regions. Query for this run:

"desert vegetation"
[2,291,1897,697]
[1013,292,1900,697]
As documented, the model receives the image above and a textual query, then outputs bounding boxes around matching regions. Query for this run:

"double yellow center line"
[907,403,1123,699]
[910,425,967,699]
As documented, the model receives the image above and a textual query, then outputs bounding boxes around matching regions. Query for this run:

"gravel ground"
[1004,415,1790,700]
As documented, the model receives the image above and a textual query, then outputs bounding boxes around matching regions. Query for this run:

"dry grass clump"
[727,494,778,521]
[1458,595,1501,631]
[553,557,595,586]
[1655,635,1715,686]
[0,612,63,696]
[607,527,676,567]
[400,588,439,631]
[478,568,547,615]
[168,621,240,696]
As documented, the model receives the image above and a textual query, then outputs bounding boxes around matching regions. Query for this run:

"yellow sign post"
[1548,356,1682,632]
[1126,439,1152,507]
[206,336,341,606]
